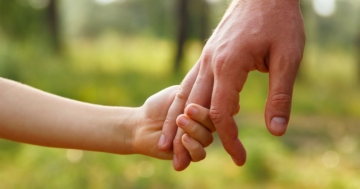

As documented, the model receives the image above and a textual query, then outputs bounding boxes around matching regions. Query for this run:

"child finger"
[177,115,213,147]
[184,103,216,133]
[182,133,206,162]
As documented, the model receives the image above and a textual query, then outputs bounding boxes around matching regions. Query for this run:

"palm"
[133,86,179,160]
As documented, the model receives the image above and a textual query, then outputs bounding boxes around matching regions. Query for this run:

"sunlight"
[95,0,119,5]
[313,0,336,17]
[206,0,222,4]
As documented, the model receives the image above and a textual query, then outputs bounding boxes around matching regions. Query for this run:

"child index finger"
[184,103,216,133]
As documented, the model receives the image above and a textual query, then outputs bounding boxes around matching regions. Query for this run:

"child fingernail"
[187,106,198,116]
[158,134,165,147]
[178,116,189,127]
[183,134,191,143]
[173,155,178,167]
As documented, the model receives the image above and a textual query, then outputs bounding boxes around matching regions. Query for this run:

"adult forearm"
[0,78,136,154]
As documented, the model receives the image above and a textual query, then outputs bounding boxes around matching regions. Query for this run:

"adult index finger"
[210,79,247,166]
[209,60,250,166]
[158,63,200,152]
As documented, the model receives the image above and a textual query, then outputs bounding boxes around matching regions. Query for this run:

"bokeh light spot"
[322,150,340,168]
[137,161,155,178]
[313,0,336,17]
[66,149,83,163]
[95,0,119,5]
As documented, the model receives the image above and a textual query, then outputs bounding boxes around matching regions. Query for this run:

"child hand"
[176,103,215,162]
[133,86,215,162]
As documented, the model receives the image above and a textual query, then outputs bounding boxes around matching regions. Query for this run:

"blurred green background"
[0,0,359,188]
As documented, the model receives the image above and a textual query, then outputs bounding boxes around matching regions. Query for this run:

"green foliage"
[1,1,360,188]
[60,0,177,39]
[0,1,50,42]
[0,34,359,189]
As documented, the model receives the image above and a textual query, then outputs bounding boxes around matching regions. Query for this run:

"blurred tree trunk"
[356,32,360,83]
[46,0,61,52]
[174,0,210,72]
[174,0,189,72]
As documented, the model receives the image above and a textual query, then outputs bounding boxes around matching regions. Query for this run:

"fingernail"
[271,117,287,134]
[231,156,239,166]
[158,134,165,147]
[183,134,191,143]
[178,116,189,127]
[187,106,198,116]
[173,155,178,167]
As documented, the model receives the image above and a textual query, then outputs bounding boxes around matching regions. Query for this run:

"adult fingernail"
[173,155,178,167]
[158,134,165,147]
[231,156,239,166]
[271,117,287,134]
[187,106,198,116]
[178,116,189,127]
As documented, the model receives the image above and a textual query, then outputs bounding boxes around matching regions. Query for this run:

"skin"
[159,0,306,171]
[0,78,214,161]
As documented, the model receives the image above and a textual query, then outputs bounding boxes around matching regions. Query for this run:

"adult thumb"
[265,49,301,136]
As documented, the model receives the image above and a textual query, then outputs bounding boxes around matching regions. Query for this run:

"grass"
[0,34,359,189]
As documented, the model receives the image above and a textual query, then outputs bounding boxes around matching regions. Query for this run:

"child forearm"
[0,78,136,155]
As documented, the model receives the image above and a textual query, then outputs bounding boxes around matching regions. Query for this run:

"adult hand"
[158,0,305,171]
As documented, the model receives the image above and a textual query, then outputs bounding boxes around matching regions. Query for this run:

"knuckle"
[200,49,212,67]
[175,87,188,101]
[164,118,172,126]
[213,54,228,76]
[199,49,216,76]
[163,118,176,131]
[270,94,292,110]
[202,47,212,57]
[209,108,223,125]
